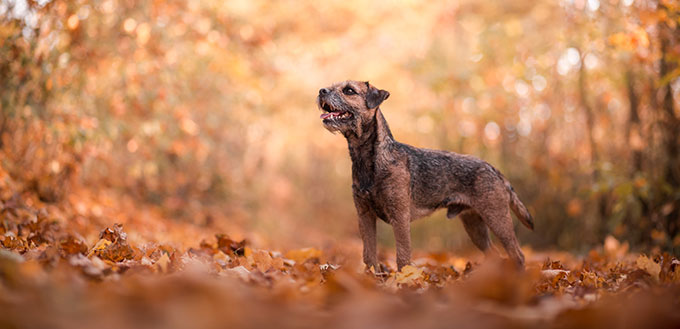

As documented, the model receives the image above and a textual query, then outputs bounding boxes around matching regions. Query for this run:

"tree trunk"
[578,49,609,239]
[658,25,680,241]
[578,53,599,171]
[625,70,643,174]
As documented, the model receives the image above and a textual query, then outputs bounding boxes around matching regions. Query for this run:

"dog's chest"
[352,184,387,223]
[355,176,411,224]
[350,144,411,223]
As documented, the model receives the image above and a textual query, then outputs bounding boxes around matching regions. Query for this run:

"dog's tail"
[507,183,534,230]
[492,167,534,230]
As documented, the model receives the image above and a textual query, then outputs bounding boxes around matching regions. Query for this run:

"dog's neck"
[345,109,394,192]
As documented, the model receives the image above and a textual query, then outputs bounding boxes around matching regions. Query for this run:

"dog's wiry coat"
[317,80,534,270]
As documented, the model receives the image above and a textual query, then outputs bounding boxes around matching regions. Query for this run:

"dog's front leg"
[354,198,378,269]
[358,212,377,269]
[392,218,411,271]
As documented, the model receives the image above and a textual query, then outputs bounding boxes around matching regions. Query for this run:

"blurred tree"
[0,0,678,251]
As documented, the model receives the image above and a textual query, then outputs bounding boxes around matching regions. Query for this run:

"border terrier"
[317,80,534,270]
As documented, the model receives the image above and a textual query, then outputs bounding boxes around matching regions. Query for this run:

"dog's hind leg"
[479,206,525,268]
[445,196,494,254]
[458,211,492,253]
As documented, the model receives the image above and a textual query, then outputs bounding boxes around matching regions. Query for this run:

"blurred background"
[1,0,679,254]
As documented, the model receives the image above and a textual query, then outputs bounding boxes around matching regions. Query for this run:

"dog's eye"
[342,87,356,95]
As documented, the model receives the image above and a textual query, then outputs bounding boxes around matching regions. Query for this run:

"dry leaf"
[395,265,424,285]
[285,248,322,263]
[636,255,661,281]
[156,253,171,273]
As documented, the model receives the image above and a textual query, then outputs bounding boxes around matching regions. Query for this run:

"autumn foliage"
[1,169,680,328]
[1,0,680,328]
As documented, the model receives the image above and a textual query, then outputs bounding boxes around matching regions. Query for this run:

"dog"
[317,80,534,271]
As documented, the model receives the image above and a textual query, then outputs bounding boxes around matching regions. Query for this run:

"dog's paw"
[366,263,392,278]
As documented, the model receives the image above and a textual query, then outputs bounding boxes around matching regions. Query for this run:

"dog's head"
[317,80,390,135]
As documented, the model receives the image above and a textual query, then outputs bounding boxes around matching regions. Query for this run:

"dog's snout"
[319,88,329,96]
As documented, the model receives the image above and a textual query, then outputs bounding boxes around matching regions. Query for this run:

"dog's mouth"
[319,100,353,122]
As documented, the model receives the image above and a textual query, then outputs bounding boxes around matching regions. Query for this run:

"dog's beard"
[319,98,355,133]
[322,118,354,134]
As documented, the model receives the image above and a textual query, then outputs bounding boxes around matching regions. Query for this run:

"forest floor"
[1,165,679,329]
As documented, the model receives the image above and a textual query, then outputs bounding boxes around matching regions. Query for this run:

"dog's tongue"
[320,112,332,119]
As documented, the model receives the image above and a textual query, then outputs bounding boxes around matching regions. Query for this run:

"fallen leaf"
[156,253,170,273]
[285,248,322,263]
[395,265,423,285]
[59,235,88,256]
[253,249,273,272]
[225,265,251,281]
[636,255,661,281]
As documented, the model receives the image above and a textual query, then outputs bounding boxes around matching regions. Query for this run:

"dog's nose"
[319,88,329,95]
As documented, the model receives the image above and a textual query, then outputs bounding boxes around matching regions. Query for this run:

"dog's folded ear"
[365,83,390,109]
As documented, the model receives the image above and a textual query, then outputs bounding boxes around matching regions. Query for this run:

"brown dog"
[317,80,534,271]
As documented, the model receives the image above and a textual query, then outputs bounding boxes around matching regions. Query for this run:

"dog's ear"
[365,83,390,109]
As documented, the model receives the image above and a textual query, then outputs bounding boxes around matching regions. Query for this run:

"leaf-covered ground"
[1,167,679,329]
